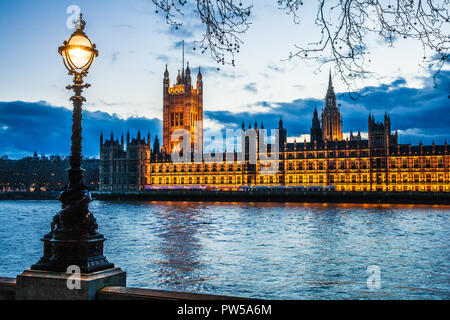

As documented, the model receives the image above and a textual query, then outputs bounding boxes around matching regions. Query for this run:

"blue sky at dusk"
[0,0,448,158]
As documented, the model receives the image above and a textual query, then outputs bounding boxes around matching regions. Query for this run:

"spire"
[241,120,245,131]
[186,61,190,75]
[279,117,283,129]
[328,69,333,90]
[181,40,185,79]
[197,66,202,80]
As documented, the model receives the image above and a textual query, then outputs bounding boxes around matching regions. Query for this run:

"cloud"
[114,24,135,30]
[205,70,450,145]
[199,66,242,79]
[243,82,258,94]
[169,25,194,38]
[267,64,285,73]
[110,51,120,64]
[1,71,448,158]
[0,101,161,159]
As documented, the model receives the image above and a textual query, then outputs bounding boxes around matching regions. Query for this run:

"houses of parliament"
[99,65,449,193]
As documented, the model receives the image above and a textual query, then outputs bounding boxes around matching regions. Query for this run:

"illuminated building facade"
[163,62,203,155]
[99,72,450,193]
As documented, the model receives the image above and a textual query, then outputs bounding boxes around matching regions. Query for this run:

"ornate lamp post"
[31,14,113,273]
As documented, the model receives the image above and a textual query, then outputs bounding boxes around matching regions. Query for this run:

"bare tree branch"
[152,0,252,68]
[151,0,449,96]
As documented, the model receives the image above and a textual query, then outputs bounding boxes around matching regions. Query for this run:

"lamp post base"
[31,236,114,273]
[31,185,114,273]
[16,267,126,300]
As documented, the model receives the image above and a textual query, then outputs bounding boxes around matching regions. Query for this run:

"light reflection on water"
[0,200,449,299]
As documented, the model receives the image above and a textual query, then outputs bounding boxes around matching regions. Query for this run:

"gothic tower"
[321,71,343,141]
[310,106,322,142]
[162,42,203,155]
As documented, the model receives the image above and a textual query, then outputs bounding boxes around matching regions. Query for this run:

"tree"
[151,0,449,96]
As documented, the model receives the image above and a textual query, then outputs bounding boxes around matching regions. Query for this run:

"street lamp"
[31,14,113,273]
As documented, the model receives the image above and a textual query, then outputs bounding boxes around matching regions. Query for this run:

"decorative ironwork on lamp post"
[32,14,114,273]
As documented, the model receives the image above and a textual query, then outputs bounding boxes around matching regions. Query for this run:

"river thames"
[0,200,449,299]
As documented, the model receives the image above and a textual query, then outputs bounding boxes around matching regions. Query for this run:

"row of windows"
[152,175,243,185]
[149,157,447,173]
[149,173,449,185]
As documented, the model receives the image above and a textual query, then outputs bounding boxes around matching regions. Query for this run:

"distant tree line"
[0,153,99,192]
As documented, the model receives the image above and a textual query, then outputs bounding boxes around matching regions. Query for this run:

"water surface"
[0,200,449,299]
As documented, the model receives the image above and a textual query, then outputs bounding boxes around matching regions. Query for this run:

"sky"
[0,0,448,159]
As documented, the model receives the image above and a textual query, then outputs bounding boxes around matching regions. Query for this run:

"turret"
[153,134,160,154]
[184,62,192,92]
[164,64,169,79]
[310,106,322,142]
[278,117,287,147]
[176,69,181,84]
[197,67,203,94]
[163,64,170,93]
[100,130,103,152]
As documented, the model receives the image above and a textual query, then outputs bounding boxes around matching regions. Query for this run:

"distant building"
[0,153,99,192]
[99,131,149,193]
[99,71,450,193]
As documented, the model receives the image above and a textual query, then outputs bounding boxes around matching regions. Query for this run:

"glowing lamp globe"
[58,14,98,74]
